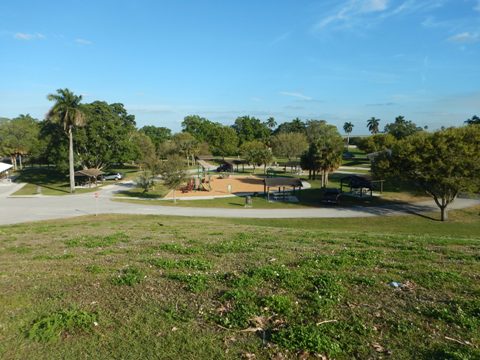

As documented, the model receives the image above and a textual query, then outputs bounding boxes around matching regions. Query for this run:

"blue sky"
[1,0,479,134]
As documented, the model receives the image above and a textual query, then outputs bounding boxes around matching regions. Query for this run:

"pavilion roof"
[0,162,13,173]
[264,177,303,188]
[74,168,104,178]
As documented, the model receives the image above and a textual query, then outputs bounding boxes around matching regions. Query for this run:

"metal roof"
[264,177,303,188]
[74,168,104,177]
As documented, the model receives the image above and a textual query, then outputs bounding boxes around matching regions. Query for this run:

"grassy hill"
[1,208,479,359]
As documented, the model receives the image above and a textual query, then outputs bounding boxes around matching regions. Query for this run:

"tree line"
[1,88,479,221]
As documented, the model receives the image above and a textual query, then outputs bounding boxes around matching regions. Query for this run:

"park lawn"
[12,168,103,196]
[116,185,169,199]
[0,208,479,359]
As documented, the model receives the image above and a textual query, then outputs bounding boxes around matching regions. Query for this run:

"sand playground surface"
[164,175,266,199]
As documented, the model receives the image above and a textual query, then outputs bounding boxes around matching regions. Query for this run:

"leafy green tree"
[274,118,306,135]
[343,122,354,149]
[240,140,273,173]
[384,116,422,140]
[172,132,199,166]
[357,134,396,154]
[157,140,177,159]
[0,114,40,169]
[140,125,172,151]
[271,132,308,161]
[465,115,480,125]
[373,126,480,221]
[160,154,188,203]
[136,170,155,193]
[232,116,270,145]
[301,121,343,186]
[74,101,137,169]
[46,89,86,193]
[367,117,380,134]
[181,115,215,143]
[209,126,238,158]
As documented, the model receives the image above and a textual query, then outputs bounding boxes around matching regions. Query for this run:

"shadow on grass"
[117,190,162,199]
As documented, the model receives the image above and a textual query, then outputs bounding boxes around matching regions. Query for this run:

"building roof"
[264,177,303,188]
[74,168,104,178]
[0,162,13,173]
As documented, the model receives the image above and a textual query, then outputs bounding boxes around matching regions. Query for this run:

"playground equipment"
[181,174,213,193]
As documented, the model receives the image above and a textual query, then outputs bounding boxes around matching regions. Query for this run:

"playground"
[163,174,268,199]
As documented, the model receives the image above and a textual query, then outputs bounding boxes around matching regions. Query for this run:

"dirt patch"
[164,175,266,199]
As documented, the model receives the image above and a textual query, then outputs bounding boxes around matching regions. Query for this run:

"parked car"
[216,164,233,172]
[102,172,123,181]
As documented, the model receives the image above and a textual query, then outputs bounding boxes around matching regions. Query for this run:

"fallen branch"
[316,320,338,326]
[445,336,472,347]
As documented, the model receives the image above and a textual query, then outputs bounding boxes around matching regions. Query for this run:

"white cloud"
[14,32,45,40]
[269,32,291,46]
[279,91,312,101]
[75,38,92,45]
[447,32,479,43]
[360,0,389,13]
[313,0,448,32]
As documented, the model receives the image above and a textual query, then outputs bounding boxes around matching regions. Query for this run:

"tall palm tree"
[367,117,380,134]
[266,117,277,130]
[46,89,86,193]
[343,122,354,149]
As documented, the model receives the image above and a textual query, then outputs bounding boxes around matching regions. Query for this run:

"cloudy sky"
[1,0,479,134]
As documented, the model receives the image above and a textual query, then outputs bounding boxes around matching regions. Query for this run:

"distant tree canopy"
[384,116,423,139]
[273,118,306,135]
[181,115,216,143]
[232,116,271,145]
[240,140,272,173]
[139,125,171,151]
[357,133,397,154]
[181,115,238,157]
[271,132,308,160]
[465,115,480,125]
[0,114,40,169]
[372,126,480,221]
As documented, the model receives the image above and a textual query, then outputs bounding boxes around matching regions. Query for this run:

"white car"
[102,172,123,181]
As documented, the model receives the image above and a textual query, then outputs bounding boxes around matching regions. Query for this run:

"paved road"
[0,182,479,225]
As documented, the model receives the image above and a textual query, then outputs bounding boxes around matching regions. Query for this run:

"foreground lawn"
[1,208,479,359]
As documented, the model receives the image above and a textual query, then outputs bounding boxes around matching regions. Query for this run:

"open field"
[1,207,479,359]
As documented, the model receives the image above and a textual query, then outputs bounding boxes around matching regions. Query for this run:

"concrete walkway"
[0,182,479,225]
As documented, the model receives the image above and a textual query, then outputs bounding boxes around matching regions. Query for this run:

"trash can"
[245,196,252,208]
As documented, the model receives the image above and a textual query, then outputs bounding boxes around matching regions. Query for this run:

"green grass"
[116,185,169,199]
[13,168,103,196]
[1,207,479,359]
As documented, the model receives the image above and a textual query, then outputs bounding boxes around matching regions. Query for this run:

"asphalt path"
[0,182,478,225]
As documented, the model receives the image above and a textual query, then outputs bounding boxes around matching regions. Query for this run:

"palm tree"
[46,89,86,193]
[465,115,480,125]
[266,117,277,130]
[343,122,354,149]
[367,117,380,134]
